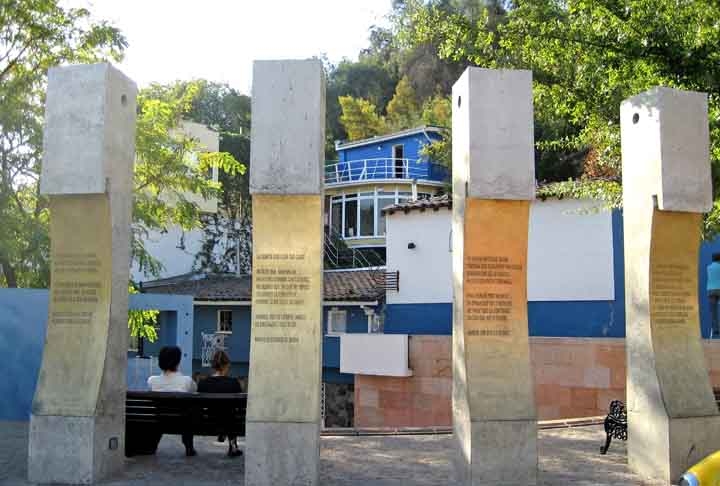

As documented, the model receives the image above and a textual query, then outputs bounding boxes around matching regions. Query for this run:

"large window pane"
[376,197,395,236]
[331,202,342,235]
[345,200,358,237]
[360,199,374,236]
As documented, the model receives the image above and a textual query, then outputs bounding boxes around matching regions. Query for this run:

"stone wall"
[324,383,354,428]
[354,335,720,427]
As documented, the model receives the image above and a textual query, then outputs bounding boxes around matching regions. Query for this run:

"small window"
[218,310,233,333]
[328,308,347,334]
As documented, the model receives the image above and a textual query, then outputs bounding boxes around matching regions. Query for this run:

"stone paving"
[1,421,666,485]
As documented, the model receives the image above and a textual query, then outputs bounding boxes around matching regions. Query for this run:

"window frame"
[327,187,433,240]
[217,309,233,334]
[327,307,348,336]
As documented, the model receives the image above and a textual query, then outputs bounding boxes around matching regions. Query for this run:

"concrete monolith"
[29,63,136,484]
[451,67,537,485]
[622,87,720,483]
[245,59,325,486]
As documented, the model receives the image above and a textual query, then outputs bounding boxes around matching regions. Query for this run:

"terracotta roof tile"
[142,269,385,302]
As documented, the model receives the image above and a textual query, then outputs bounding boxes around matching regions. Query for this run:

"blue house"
[324,126,449,265]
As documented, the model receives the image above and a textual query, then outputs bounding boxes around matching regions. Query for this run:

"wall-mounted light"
[408,242,416,250]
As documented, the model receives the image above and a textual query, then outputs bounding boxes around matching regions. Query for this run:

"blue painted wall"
[384,303,453,335]
[0,290,193,421]
[338,131,442,162]
[165,304,364,383]
[335,131,447,183]
[0,289,49,421]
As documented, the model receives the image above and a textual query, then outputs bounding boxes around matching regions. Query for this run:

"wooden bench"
[601,390,720,454]
[125,391,247,457]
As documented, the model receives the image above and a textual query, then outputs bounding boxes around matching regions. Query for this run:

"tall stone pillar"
[451,67,537,485]
[245,60,325,486]
[622,87,720,483]
[28,64,136,484]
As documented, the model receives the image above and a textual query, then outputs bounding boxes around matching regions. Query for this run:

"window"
[331,201,342,235]
[218,310,233,333]
[344,199,357,237]
[327,308,347,334]
[328,188,439,239]
[359,198,374,236]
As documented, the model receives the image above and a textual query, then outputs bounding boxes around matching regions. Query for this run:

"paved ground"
[0,421,666,485]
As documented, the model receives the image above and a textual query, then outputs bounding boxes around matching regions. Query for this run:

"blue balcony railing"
[324,158,448,186]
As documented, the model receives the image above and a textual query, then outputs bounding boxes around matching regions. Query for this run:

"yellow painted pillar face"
[248,195,323,423]
[34,196,112,416]
[649,210,715,417]
[463,199,534,419]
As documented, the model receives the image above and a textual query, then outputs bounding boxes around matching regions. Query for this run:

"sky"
[64,0,393,93]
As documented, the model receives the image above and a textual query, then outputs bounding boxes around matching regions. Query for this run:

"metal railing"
[325,158,445,185]
[324,226,386,270]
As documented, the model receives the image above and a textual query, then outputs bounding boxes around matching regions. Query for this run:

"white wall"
[386,209,453,304]
[385,199,615,304]
[131,225,205,282]
[527,199,614,301]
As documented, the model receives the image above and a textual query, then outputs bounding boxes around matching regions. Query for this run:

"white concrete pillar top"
[249,59,326,195]
[621,87,712,213]
[40,63,137,196]
[451,67,535,200]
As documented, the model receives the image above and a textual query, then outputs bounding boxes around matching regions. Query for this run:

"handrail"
[324,158,446,185]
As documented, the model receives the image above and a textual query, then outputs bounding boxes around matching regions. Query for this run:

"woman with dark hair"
[147,345,197,456]
[198,349,242,457]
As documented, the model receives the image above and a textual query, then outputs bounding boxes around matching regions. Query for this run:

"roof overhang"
[335,126,445,151]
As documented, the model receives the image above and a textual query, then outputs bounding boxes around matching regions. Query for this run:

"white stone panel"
[452,67,535,200]
[621,87,712,213]
[339,333,412,377]
[41,63,137,196]
[250,60,326,195]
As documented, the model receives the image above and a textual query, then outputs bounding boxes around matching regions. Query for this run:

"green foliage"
[133,81,245,278]
[186,82,253,275]
[386,76,422,130]
[338,95,388,141]
[128,284,158,342]
[400,0,720,235]
[325,59,398,155]
[0,0,126,287]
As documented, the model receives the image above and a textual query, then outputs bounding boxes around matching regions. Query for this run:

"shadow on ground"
[0,421,668,485]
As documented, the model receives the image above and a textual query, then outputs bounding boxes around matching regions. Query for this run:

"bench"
[600,390,720,454]
[600,400,627,454]
[125,391,247,457]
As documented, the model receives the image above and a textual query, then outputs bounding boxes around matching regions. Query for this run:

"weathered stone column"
[245,60,325,486]
[29,64,136,484]
[622,87,720,483]
[451,67,537,485]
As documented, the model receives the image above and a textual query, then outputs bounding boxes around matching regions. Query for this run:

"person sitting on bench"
[147,345,198,456]
[198,349,243,457]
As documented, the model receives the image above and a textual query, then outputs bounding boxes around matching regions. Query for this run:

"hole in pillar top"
[121,94,127,106]
[457,96,462,108]
[632,113,639,124]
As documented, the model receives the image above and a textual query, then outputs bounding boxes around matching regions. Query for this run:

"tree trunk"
[0,254,18,287]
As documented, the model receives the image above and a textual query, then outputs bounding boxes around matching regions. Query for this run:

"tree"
[325,59,398,156]
[133,81,245,277]
[0,0,126,287]
[386,76,422,130]
[400,0,720,232]
[338,96,388,141]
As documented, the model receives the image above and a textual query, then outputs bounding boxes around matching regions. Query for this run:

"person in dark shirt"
[198,350,242,456]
